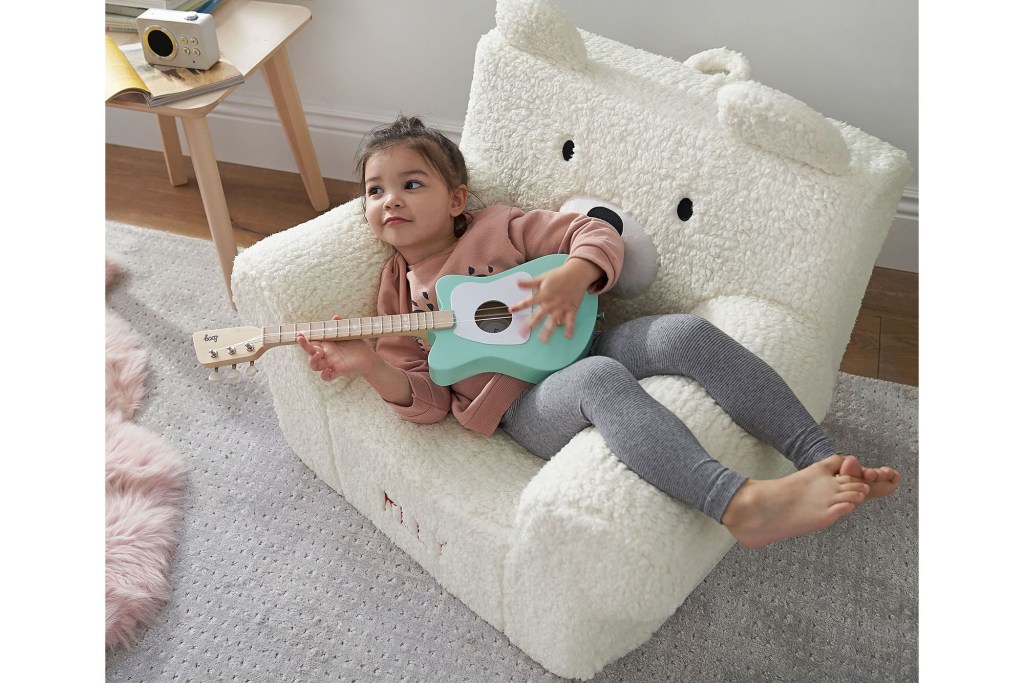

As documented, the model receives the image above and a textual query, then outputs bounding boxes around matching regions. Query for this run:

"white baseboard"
[104,96,919,273]
[105,93,463,183]
[875,190,918,273]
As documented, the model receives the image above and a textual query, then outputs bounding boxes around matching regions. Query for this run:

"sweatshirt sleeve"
[505,207,625,293]
[372,257,452,424]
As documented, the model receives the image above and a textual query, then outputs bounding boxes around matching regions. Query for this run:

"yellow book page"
[105,35,147,101]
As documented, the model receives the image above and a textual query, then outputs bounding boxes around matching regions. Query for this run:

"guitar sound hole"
[475,300,512,334]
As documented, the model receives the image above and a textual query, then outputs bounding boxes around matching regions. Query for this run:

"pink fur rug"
[106,254,186,649]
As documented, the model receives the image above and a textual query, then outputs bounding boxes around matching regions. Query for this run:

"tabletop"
[106,0,312,116]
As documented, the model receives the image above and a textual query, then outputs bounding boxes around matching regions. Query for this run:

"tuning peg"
[208,367,224,382]
[244,362,258,377]
[226,365,242,382]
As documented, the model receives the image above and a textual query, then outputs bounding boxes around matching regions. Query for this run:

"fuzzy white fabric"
[231,0,910,678]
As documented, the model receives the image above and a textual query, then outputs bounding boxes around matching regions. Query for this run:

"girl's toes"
[838,455,862,478]
[837,479,868,494]
[830,501,857,518]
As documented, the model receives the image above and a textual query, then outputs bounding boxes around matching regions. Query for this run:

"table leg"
[262,47,330,212]
[156,114,188,187]
[181,115,237,308]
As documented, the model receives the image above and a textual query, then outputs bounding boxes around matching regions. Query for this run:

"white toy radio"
[136,9,220,71]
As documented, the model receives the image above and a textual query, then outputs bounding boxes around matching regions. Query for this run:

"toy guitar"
[192,254,599,385]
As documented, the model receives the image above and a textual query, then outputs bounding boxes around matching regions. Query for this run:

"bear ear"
[717,81,851,175]
[495,0,588,70]
[683,48,752,82]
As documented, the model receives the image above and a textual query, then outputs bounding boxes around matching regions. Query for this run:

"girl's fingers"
[296,333,323,358]
[510,296,534,314]
[297,335,325,371]
[513,275,543,310]
[520,306,546,337]
[539,314,559,343]
[531,308,576,342]
[529,304,558,335]
[517,273,543,289]
[563,312,575,340]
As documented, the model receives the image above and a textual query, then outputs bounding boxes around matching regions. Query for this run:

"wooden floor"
[105,143,918,387]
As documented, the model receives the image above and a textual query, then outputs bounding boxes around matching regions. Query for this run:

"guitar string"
[265,309,519,340]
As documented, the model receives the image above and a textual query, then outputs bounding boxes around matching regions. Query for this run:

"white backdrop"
[105,0,918,270]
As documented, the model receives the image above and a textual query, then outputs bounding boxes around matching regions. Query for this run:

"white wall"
[105,0,918,271]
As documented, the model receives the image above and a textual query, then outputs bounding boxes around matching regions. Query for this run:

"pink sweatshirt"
[373,205,625,435]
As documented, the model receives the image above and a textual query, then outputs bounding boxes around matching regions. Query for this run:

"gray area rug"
[105,222,918,682]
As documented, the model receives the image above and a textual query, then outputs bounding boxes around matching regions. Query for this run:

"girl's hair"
[356,115,473,238]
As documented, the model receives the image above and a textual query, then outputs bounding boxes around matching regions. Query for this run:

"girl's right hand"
[296,316,379,381]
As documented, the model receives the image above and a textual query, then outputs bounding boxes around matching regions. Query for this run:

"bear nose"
[586,206,624,234]
[558,194,659,299]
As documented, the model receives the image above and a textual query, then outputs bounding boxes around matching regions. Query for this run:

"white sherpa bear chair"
[231,0,910,678]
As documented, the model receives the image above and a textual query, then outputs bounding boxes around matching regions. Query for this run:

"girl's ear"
[450,184,469,216]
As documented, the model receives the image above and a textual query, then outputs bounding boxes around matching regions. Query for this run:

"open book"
[105,35,243,107]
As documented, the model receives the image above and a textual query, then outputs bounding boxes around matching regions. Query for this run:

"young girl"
[297,116,900,548]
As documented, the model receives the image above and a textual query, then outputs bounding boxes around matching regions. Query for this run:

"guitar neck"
[262,311,456,346]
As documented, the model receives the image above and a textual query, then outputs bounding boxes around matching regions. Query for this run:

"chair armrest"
[232,197,392,327]
[687,294,838,419]
[230,198,392,493]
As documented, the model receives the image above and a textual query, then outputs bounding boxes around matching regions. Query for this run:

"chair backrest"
[460,0,911,331]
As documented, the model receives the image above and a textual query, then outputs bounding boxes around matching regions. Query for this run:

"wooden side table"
[107,0,329,307]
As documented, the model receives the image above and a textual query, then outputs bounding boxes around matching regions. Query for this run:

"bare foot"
[721,454,869,548]
[838,455,901,500]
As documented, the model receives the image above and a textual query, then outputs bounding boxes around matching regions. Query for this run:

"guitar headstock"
[192,326,265,381]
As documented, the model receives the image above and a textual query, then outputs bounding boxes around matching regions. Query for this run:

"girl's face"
[364,145,468,264]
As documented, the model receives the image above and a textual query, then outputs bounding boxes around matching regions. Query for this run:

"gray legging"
[499,314,837,522]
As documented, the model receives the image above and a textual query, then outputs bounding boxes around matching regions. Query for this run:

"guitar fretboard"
[263,311,456,344]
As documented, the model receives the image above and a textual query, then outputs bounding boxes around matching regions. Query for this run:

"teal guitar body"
[427,254,599,386]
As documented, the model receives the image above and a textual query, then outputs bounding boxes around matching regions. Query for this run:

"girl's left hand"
[510,258,603,342]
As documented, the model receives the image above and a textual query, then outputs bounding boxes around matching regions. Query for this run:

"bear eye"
[677,198,693,221]
[562,140,575,161]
